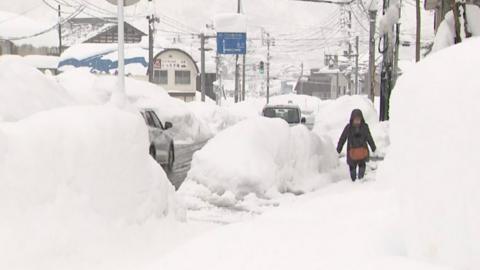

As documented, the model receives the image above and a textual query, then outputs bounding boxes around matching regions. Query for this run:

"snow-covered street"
[1,0,480,269]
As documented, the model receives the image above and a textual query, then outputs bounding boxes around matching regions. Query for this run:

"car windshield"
[263,107,300,124]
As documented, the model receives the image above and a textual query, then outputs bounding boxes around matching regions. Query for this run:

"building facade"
[296,69,349,100]
[152,49,199,102]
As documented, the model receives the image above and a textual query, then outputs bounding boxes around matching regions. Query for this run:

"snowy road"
[167,140,207,190]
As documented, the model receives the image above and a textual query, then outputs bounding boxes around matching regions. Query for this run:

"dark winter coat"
[337,109,377,165]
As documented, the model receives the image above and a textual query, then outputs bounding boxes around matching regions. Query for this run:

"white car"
[262,104,307,126]
[140,109,175,171]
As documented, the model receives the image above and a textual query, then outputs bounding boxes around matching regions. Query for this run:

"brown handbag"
[349,147,369,161]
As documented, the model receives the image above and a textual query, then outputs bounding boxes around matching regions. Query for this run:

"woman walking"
[337,109,376,182]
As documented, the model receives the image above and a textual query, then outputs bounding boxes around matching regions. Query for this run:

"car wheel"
[166,145,175,172]
[149,145,156,161]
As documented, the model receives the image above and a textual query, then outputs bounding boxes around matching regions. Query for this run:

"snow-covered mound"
[313,95,389,156]
[0,57,74,121]
[57,69,212,143]
[378,37,480,269]
[187,101,244,135]
[432,4,480,52]
[0,106,179,269]
[184,117,338,198]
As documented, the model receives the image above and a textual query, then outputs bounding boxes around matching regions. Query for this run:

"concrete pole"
[266,38,270,104]
[368,10,377,103]
[416,0,421,62]
[200,33,206,102]
[112,0,126,107]
[148,15,154,83]
[355,36,359,95]
[58,5,62,56]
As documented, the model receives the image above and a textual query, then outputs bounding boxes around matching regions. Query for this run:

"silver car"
[140,109,175,171]
[262,104,307,126]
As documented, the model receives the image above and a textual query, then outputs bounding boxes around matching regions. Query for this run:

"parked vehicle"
[262,104,307,126]
[140,109,175,171]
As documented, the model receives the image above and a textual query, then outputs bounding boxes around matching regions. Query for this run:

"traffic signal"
[259,61,265,74]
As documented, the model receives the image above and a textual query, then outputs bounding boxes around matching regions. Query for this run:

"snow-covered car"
[262,104,307,126]
[140,109,175,171]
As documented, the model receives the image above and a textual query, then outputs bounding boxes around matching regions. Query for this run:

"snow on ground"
[56,68,212,143]
[378,37,480,269]
[0,56,74,122]
[0,105,205,270]
[154,180,452,270]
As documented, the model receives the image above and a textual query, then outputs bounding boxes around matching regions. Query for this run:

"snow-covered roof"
[0,11,58,47]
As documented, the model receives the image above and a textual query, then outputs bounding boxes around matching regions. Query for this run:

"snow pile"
[187,101,244,135]
[0,105,180,269]
[313,95,389,156]
[0,57,74,122]
[184,117,338,199]
[378,37,480,269]
[432,4,480,52]
[57,69,212,143]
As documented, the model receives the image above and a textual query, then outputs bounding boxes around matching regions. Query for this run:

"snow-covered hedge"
[0,106,180,269]
[184,117,338,198]
[378,37,480,269]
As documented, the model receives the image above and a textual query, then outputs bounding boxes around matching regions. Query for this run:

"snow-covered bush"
[378,37,480,269]
[0,105,180,269]
[57,69,212,143]
[183,117,338,198]
[0,56,74,121]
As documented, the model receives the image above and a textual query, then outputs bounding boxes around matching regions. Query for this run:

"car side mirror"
[164,122,173,130]
[301,117,307,124]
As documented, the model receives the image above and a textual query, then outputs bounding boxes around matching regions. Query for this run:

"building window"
[175,70,191,85]
[154,70,168,84]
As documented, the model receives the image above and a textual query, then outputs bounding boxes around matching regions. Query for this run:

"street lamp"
[105,0,141,107]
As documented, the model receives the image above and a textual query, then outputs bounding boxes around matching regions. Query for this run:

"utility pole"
[58,5,62,56]
[239,0,246,102]
[147,14,159,83]
[200,33,206,102]
[451,0,462,44]
[368,9,377,102]
[416,0,421,62]
[355,36,359,95]
[266,32,271,104]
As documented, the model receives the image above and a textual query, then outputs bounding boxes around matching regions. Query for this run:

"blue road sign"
[217,32,247,55]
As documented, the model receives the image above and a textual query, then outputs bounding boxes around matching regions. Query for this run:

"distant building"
[151,48,199,102]
[62,18,146,48]
[295,68,349,100]
[0,40,14,55]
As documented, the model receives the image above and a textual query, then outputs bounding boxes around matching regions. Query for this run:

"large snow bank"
[184,117,338,198]
[378,37,480,269]
[0,57,74,121]
[0,105,180,269]
[57,69,212,143]
[432,4,480,52]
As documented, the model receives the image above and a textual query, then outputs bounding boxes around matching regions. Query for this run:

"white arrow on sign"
[105,0,140,6]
